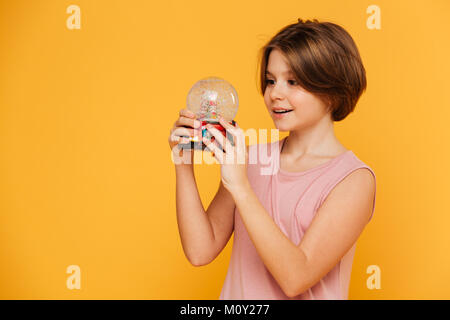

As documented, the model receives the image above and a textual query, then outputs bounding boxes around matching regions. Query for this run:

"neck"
[282,116,345,158]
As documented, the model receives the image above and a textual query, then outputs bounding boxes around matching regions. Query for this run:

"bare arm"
[170,109,235,266]
[228,168,376,297]
[175,166,235,266]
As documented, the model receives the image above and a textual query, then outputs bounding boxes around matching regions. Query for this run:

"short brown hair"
[258,19,367,121]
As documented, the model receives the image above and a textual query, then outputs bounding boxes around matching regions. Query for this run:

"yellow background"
[1,0,449,299]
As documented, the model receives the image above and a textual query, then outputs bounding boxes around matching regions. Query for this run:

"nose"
[268,81,287,101]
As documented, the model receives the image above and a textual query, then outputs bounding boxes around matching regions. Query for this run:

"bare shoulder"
[297,167,377,289]
[323,167,376,223]
[332,167,375,197]
[343,168,375,189]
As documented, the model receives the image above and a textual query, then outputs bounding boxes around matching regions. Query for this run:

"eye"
[288,80,298,85]
[265,79,275,85]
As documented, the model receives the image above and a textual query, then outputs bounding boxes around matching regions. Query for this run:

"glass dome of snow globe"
[184,77,239,150]
[186,77,238,123]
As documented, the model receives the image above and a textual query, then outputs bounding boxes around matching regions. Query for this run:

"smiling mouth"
[273,110,293,114]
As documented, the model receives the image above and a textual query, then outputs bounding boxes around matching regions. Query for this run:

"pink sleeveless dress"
[219,137,376,300]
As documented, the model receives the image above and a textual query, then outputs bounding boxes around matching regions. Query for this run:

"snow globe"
[182,77,238,150]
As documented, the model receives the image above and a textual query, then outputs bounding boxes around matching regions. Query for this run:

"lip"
[272,107,293,111]
[272,109,293,118]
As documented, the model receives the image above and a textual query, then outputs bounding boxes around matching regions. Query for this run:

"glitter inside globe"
[186,77,238,122]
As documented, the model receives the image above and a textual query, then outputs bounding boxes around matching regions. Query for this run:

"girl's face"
[263,49,331,132]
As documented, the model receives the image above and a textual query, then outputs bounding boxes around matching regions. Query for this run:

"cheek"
[287,93,309,115]
[263,91,270,107]
[290,94,328,120]
[264,95,274,114]
[292,106,320,121]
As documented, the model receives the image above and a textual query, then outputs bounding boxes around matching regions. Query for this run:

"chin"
[272,121,294,132]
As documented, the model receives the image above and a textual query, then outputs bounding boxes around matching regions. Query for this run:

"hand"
[202,116,249,193]
[168,109,202,166]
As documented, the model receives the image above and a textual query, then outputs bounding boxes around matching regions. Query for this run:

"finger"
[217,120,245,163]
[175,117,202,129]
[171,127,195,138]
[202,136,224,163]
[234,133,247,163]
[218,116,234,131]
[179,108,196,119]
[203,139,223,163]
[218,117,239,140]
[179,136,191,144]
[170,134,186,144]
[171,137,191,148]
[206,125,234,153]
[170,132,195,145]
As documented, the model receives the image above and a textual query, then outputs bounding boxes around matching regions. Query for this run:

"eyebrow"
[265,70,294,76]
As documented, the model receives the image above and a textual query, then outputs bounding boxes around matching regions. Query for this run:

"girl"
[168,18,376,300]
